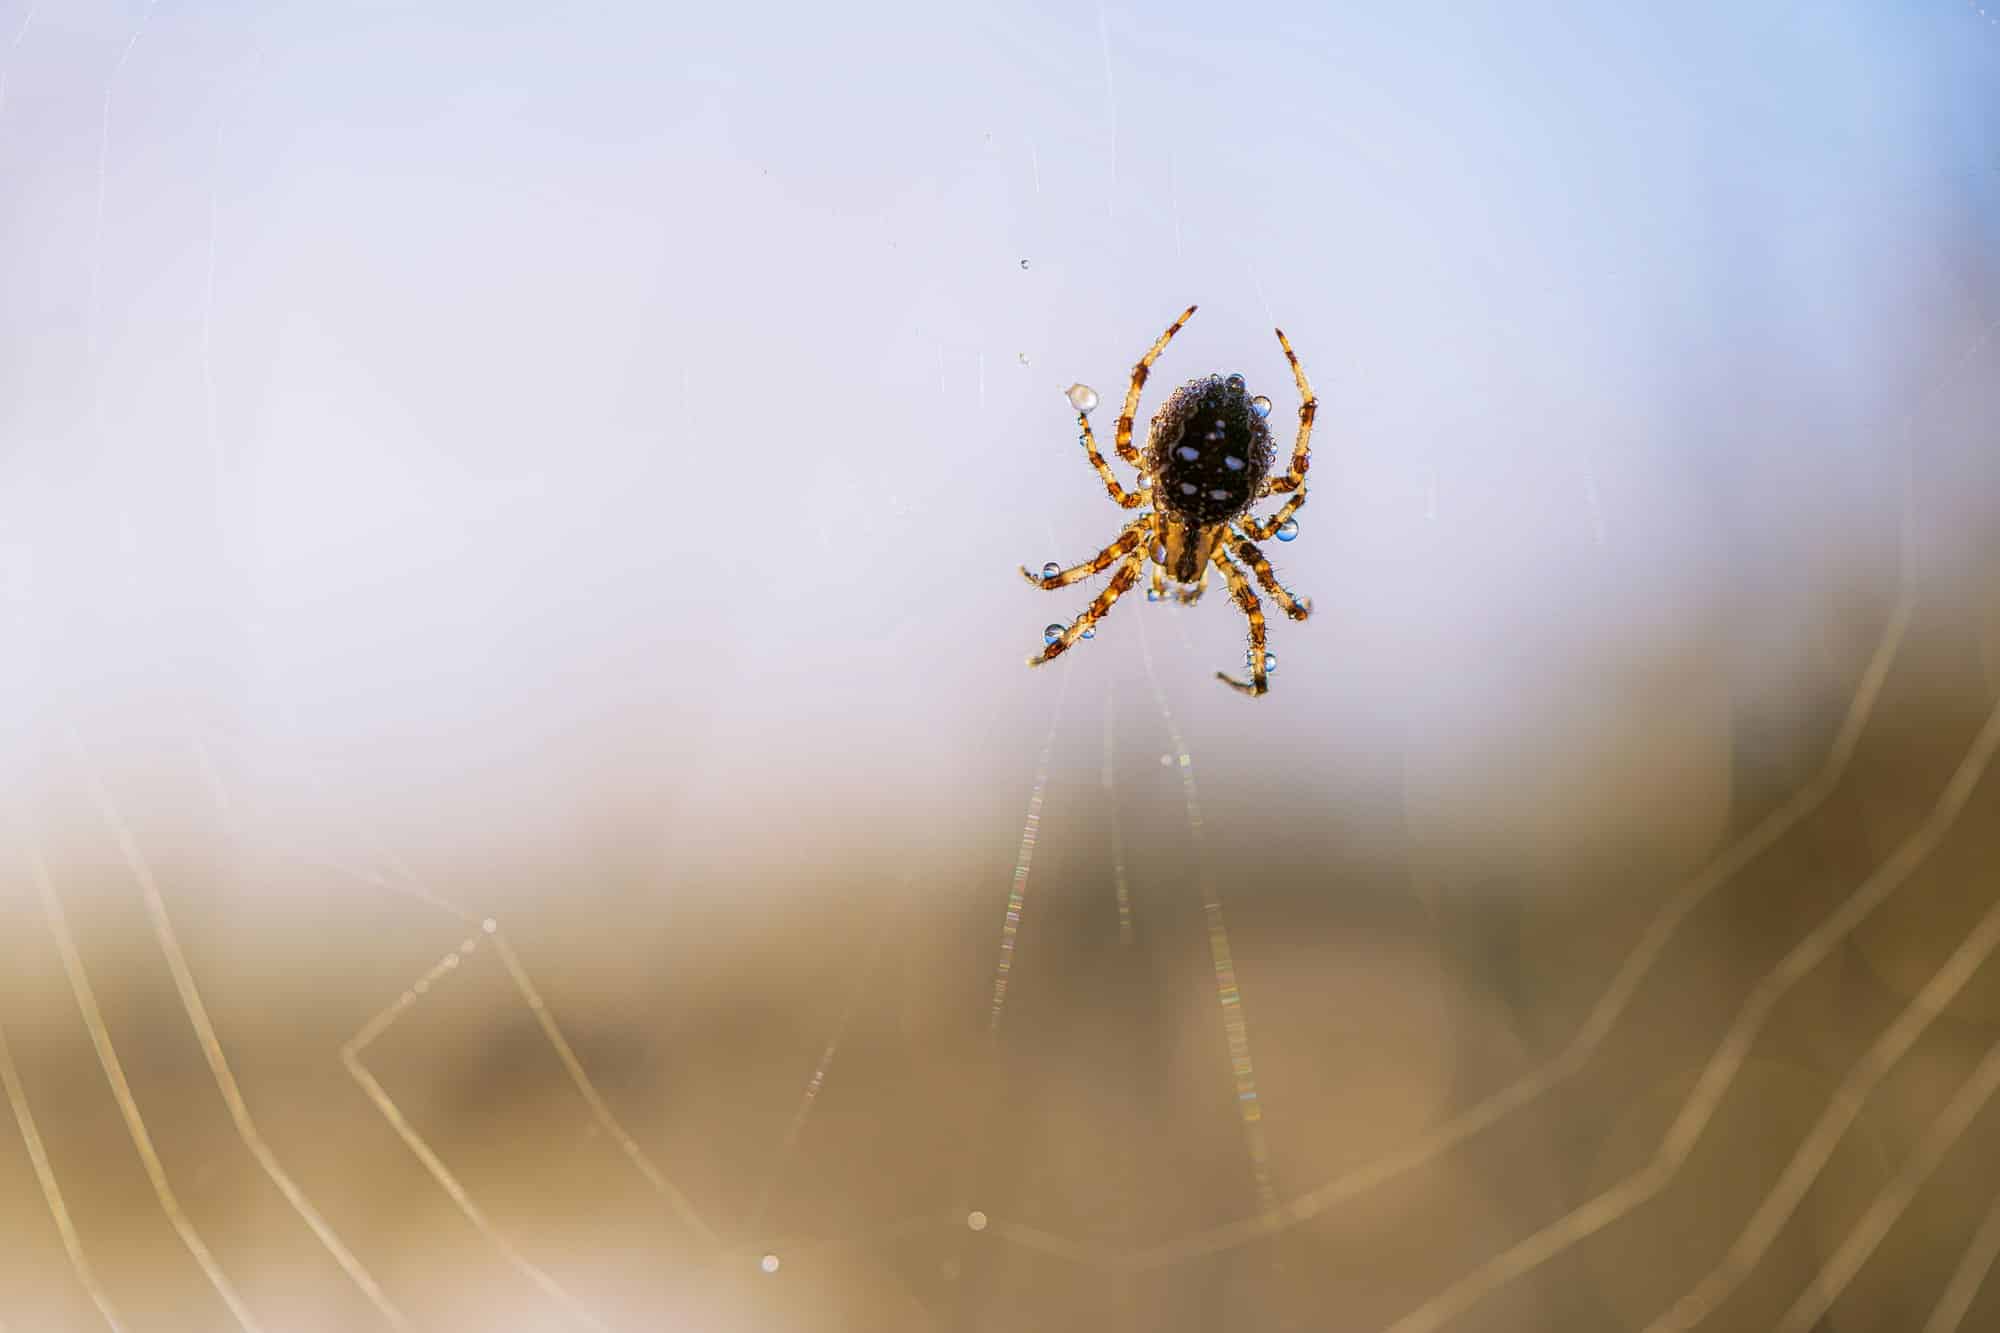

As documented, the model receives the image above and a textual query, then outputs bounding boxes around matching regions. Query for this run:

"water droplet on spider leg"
[1044,623,1064,644]
[1041,561,1062,579]
[1249,650,1277,673]
[1151,543,1166,565]
[1276,518,1300,542]
[1250,395,1273,418]
[1066,383,1099,414]
[1080,624,1095,639]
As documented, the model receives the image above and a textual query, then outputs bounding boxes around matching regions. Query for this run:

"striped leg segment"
[1028,551,1146,665]
[1239,487,1306,540]
[1212,546,1269,696]
[1114,305,1198,467]
[1021,517,1154,589]
[1230,535,1310,621]
[1075,411,1148,509]
[1265,327,1316,496]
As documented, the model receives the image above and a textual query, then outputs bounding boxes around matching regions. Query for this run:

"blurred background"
[1,0,1997,1329]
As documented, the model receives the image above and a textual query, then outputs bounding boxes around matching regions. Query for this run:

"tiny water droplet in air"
[1044,624,1064,644]
[760,1255,781,1274]
[1276,519,1300,542]
[1019,258,1030,269]
[1019,352,1029,366]
[1159,754,1173,766]
[967,1210,989,1231]
[1250,395,1273,418]
[1041,561,1061,579]
[1066,383,1099,414]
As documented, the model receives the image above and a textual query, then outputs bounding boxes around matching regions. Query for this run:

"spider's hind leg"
[1229,533,1310,621]
[1212,545,1270,696]
[1028,550,1147,666]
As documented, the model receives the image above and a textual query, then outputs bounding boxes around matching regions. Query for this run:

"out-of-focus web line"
[337,846,716,1243]
[85,0,154,373]
[1381,605,2000,1330]
[1136,604,1280,1224]
[16,821,265,1333]
[1095,0,1116,221]
[1642,865,2000,1332]
[0,1003,126,1331]
[1926,1185,2000,1333]
[1102,689,1133,946]
[65,728,413,1330]
[741,936,887,1242]
[1774,1023,2000,1333]
[988,624,1071,1031]
[0,3,38,122]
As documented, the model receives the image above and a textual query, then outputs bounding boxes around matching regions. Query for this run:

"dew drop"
[1223,455,1245,471]
[1019,258,1030,269]
[1066,382,1099,414]
[1080,624,1095,640]
[1176,445,1200,462]
[1225,373,1247,392]
[1276,518,1300,542]
[1041,561,1061,579]
[1251,651,1277,673]
[760,1255,781,1274]
[1044,623,1064,644]
[1151,543,1166,564]
[967,1210,990,1232]
[1250,395,1273,418]
[1019,352,1030,366]
[1146,586,1162,602]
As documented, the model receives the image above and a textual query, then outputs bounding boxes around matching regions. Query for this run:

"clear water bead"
[1044,623,1064,644]
[1080,624,1095,639]
[1225,373,1247,392]
[1146,586,1162,602]
[1019,258,1030,269]
[1276,518,1300,542]
[760,1255,781,1274]
[1066,383,1099,414]
[1041,561,1062,579]
[1151,543,1166,564]
[1263,652,1277,672]
[1250,395,1273,419]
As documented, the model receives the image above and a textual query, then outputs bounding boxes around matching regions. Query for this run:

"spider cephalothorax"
[1018,305,1317,696]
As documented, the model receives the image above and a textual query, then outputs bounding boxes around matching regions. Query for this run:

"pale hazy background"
[1,1,1998,1329]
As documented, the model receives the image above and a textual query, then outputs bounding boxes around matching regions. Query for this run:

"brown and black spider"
[1020,305,1315,696]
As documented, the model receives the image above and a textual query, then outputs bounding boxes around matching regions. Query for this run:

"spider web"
[2,3,2000,1332]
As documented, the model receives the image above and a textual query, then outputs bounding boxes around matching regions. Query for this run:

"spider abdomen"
[1144,374,1274,528]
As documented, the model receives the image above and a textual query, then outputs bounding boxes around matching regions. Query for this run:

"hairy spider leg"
[1239,487,1306,541]
[1149,563,1167,600]
[1264,328,1317,496]
[1212,545,1270,696]
[1074,410,1150,509]
[1027,550,1147,665]
[1114,304,1199,468]
[1173,567,1209,604]
[1021,516,1156,589]
[1229,534,1310,621]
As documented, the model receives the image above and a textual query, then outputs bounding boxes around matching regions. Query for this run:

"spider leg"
[1021,516,1154,589]
[1027,549,1147,666]
[1172,568,1209,604]
[1211,545,1270,696]
[1114,304,1198,468]
[1238,487,1305,541]
[1074,411,1149,509]
[1264,327,1316,496]
[1228,532,1311,621]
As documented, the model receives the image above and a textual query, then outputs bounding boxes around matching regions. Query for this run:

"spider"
[1020,305,1316,696]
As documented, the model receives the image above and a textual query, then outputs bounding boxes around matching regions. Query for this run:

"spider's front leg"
[1027,550,1147,666]
[1074,412,1150,510]
[1114,305,1198,468]
[1264,327,1317,496]
[1021,516,1154,589]
[1211,546,1270,696]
